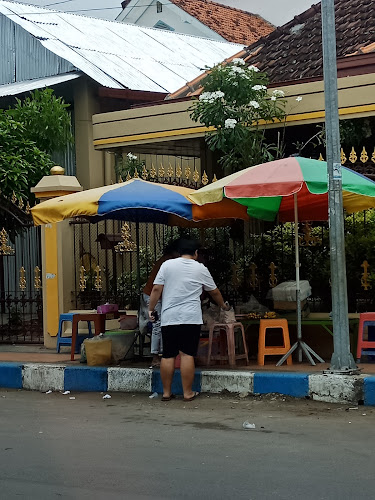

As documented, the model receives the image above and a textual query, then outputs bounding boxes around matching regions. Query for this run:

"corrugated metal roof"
[0,1,243,93]
[0,71,81,97]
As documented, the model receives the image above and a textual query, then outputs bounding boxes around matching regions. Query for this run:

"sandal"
[161,394,175,402]
[183,392,200,402]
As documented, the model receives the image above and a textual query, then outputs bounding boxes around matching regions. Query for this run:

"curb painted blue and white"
[0,362,374,405]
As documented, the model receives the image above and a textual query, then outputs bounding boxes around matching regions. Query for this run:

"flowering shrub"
[190,59,287,173]
[115,152,145,181]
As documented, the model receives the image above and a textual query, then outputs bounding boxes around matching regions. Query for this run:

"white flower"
[224,118,237,129]
[249,100,260,109]
[270,95,277,101]
[230,66,245,75]
[252,85,267,91]
[247,65,260,72]
[232,58,246,66]
[127,152,137,160]
[272,89,285,98]
[199,91,225,103]
[296,96,303,102]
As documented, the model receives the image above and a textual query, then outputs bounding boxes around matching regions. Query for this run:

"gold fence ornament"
[319,153,324,161]
[361,260,371,291]
[299,222,322,247]
[360,147,369,163]
[212,174,218,183]
[372,148,375,164]
[349,147,357,163]
[201,171,209,186]
[269,262,278,288]
[340,148,346,164]
[184,167,191,180]
[115,223,137,253]
[34,266,42,290]
[150,163,157,179]
[167,163,174,178]
[158,164,165,178]
[0,228,15,256]
[11,191,17,204]
[192,168,200,183]
[126,172,132,181]
[19,267,26,291]
[25,202,31,215]
[231,263,240,289]
[94,265,102,291]
[141,165,148,180]
[79,266,87,291]
[176,164,182,179]
[133,168,139,179]
[249,262,259,289]
[119,175,124,183]
[18,197,24,210]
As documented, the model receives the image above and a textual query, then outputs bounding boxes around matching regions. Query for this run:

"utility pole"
[321,0,357,372]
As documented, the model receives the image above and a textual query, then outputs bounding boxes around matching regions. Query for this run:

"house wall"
[92,72,375,153]
[116,0,225,41]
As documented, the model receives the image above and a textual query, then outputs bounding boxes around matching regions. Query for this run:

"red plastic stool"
[356,312,375,363]
[207,322,249,367]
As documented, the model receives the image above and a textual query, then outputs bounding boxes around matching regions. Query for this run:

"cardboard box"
[273,299,307,311]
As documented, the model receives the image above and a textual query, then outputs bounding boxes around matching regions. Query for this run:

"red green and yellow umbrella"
[190,156,375,366]
[189,156,375,222]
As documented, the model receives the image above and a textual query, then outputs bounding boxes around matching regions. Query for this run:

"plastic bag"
[219,306,236,324]
[202,303,221,330]
[84,335,112,366]
[235,295,269,314]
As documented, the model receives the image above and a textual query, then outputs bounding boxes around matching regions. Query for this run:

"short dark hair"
[164,238,181,255]
[178,238,200,256]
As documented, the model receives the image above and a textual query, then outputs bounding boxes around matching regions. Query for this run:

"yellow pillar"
[31,166,83,349]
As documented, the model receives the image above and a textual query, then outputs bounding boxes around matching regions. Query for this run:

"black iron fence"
[0,226,43,343]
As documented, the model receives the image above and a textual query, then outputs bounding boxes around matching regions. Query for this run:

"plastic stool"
[356,312,375,363]
[207,322,249,367]
[56,313,92,353]
[258,319,292,366]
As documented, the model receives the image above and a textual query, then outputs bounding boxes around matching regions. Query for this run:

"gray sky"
[11,0,316,26]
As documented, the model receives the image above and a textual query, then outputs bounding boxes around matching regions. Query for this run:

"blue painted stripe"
[0,362,23,389]
[152,369,201,395]
[64,366,108,392]
[364,377,375,406]
[253,372,309,398]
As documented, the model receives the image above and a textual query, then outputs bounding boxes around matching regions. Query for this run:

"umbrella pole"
[276,194,325,366]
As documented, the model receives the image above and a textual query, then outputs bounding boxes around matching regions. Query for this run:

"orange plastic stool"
[258,319,292,366]
[356,312,375,363]
[207,322,249,367]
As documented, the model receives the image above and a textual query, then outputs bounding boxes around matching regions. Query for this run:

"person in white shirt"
[148,239,229,402]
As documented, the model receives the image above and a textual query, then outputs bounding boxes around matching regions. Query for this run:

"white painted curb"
[201,370,254,394]
[107,367,152,392]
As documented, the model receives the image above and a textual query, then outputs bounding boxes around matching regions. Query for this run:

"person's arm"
[148,284,164,321]
[208,287,229,310]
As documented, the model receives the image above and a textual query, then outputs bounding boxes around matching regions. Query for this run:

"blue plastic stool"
[56,313,93,353]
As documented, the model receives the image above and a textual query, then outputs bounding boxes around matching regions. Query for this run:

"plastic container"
[270,280,311,302]
[104,330,136,363]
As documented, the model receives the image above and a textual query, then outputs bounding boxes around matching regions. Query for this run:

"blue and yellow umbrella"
[31,179,249,226]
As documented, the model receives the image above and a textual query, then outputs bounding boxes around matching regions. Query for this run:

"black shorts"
[161,324,201,358]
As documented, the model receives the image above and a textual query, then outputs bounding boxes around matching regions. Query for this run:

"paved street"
[0,389,373,499]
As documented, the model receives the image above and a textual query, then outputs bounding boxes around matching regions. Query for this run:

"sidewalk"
[1,345,375,406]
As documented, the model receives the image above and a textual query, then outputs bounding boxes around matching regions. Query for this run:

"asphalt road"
[0,389,373,500]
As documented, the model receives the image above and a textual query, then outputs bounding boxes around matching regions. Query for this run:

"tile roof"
[169,0,375,99]
[169,0,274,46]
[243,0,375,84]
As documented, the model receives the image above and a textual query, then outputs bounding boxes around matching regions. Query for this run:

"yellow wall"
[92,72,375,150]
